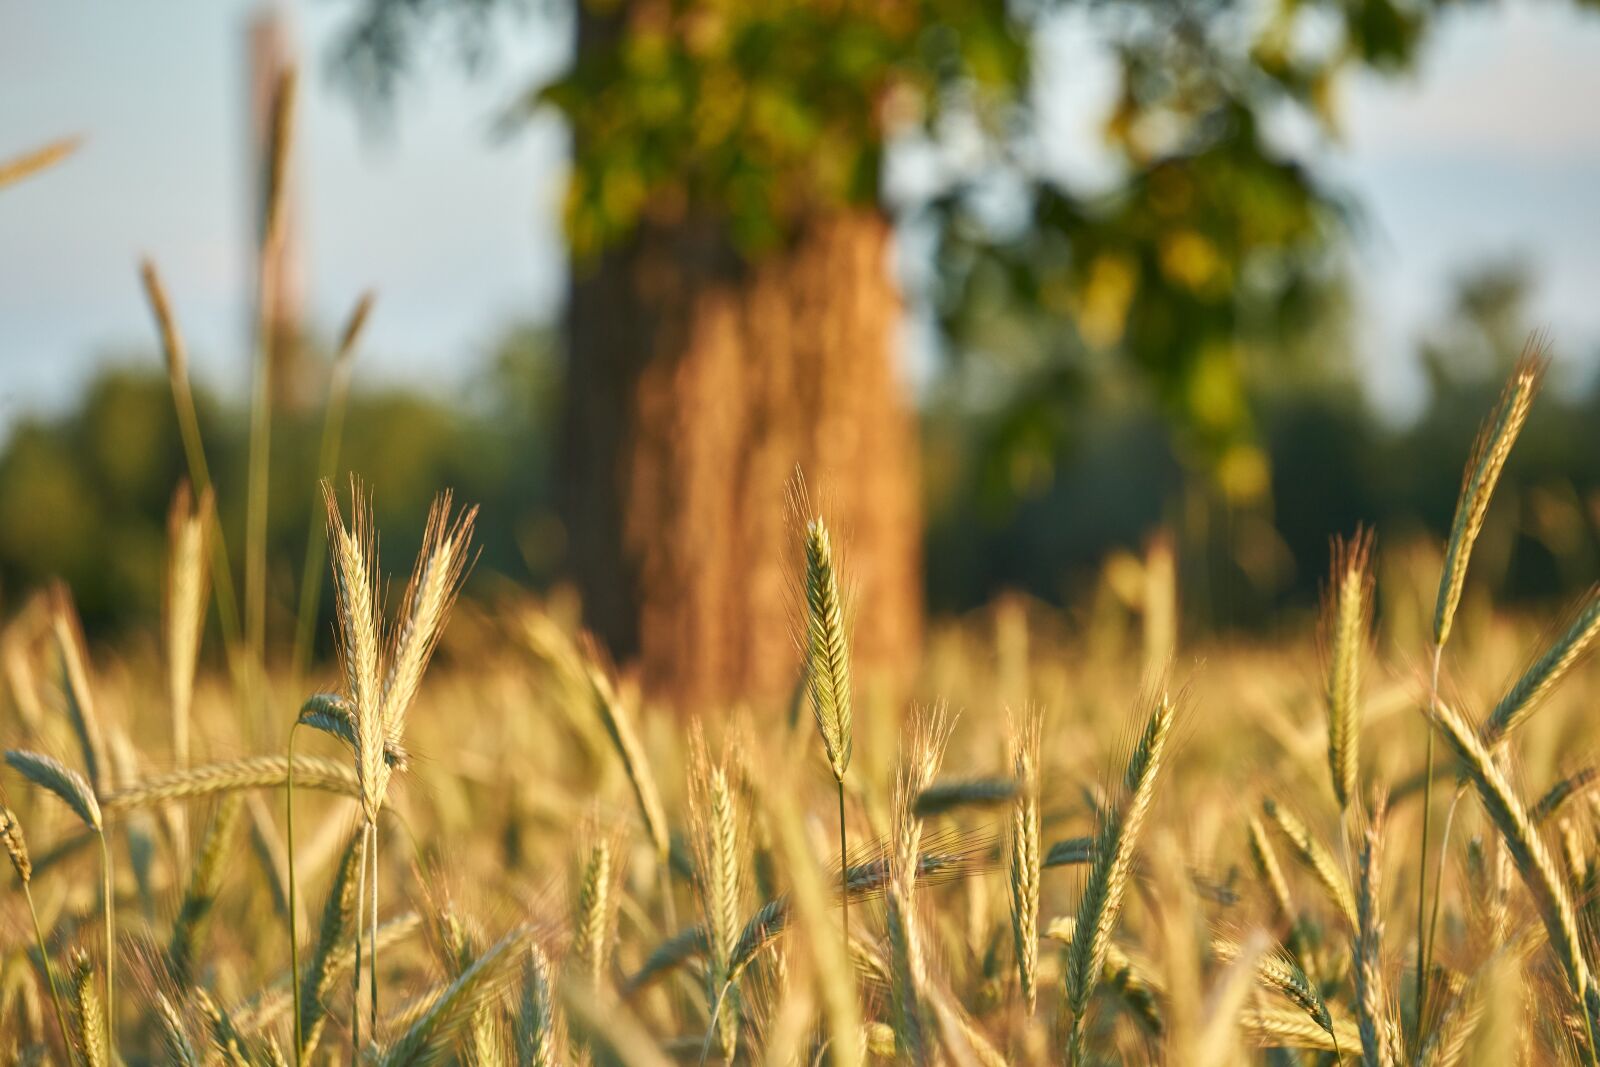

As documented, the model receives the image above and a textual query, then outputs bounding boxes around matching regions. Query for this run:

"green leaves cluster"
[537,0,1026,255]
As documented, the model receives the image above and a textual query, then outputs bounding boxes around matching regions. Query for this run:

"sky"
[2,0,1599,435]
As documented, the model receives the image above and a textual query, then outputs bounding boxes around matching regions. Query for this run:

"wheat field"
[0,341,1598,1066]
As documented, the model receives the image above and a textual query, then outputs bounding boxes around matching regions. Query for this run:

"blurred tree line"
[3,261,1596,644]
[0,323,564,638]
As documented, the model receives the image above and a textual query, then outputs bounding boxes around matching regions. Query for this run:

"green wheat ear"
[1064,692,1175,1063]
[1433,343,1544,649]
[1325,528,1374,813]
[804,519,852,784]
[1482,587,1600,746]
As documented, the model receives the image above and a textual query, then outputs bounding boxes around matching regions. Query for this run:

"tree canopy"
[332,0,1452,494]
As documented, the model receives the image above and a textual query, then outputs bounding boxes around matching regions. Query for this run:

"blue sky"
[2,0,1598,435]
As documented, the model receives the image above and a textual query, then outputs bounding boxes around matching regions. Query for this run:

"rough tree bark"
[562,211,922,709]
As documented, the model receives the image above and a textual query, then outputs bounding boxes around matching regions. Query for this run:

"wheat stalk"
[803,519,853,785]
[292,290,376,680]
[50,590,108,797]
[757,747,862,1067]
[166,484,212,771]
[298,829,367,1061]
[1434,344,1545,649]
[1,799,72,1054]
[197,986,255,1066]
[1533,767,1600,824]
[1262,798,1357,929]
[153,990,200,1067]
[1416,953,1493,1067]
[1044,836,1095,868]
[886,708,955,1065]
[168,792,245,983]
[69,949,108,1067]
[1238,1007,1361,1054]
[5,750,100,830]
[380,926,533,1067]
[1064,692,1176,1062]
[380,491,478,746]
[1045,915,1165,1036]
[322,480,388,826]
[323,485,473,1047]
[1353,801,1402,1067]
[232,913,422,1032]
[0,801,31,883]
[1006,705,1042,1013]
[432,906,502,1066]
[1483,587,1600,746]
[1325,529,1373,811]
[912,777,1017,817]
[588,664,669,863]
[1214,938,1333,1042]
[1245,814,1294,924]
[625,844,990,994]
[517,944,558,1067]
[5,749,114,1049]
[688,724,743,1062]
[140,259,242,648]
[245,66,297,669]
[1427,698,1600,1061]
[1418,347,1547,1012]
[572,834,616,996]
[101,754,359,813]
[298,694,410,770]
[801,515,855,957]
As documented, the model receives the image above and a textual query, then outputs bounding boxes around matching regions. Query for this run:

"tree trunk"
[562,211,922,709]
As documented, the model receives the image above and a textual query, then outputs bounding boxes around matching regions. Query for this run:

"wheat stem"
[837,778,849,951]
[23,880,71,1056]
[287,723,303,1066]
[369,822,380,1049]
[2,801,71,1054]
[140,260,244,652]
[98,830,115,1055]
[1417,642,1441,1030]
[291,292,373,684]
[352,821,369,1064]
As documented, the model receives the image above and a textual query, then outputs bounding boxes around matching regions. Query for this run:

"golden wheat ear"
[0,802,30,884]
[1323,528,1374,813]
[380,490,479,741]
[165,483,212,771]
[570,822,625,997]
[69,949,110,1067]
[1428,698,1600,1048]
[1433,341,1546,650]
[687,721,745,1063]
[885,706,956,1066]
[802,517,853,785]
[48,585,109,798]
[1482,585,1600,747]
[1005,705,1043,1014]
[320,478,387,824]
[5,750,100,833]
